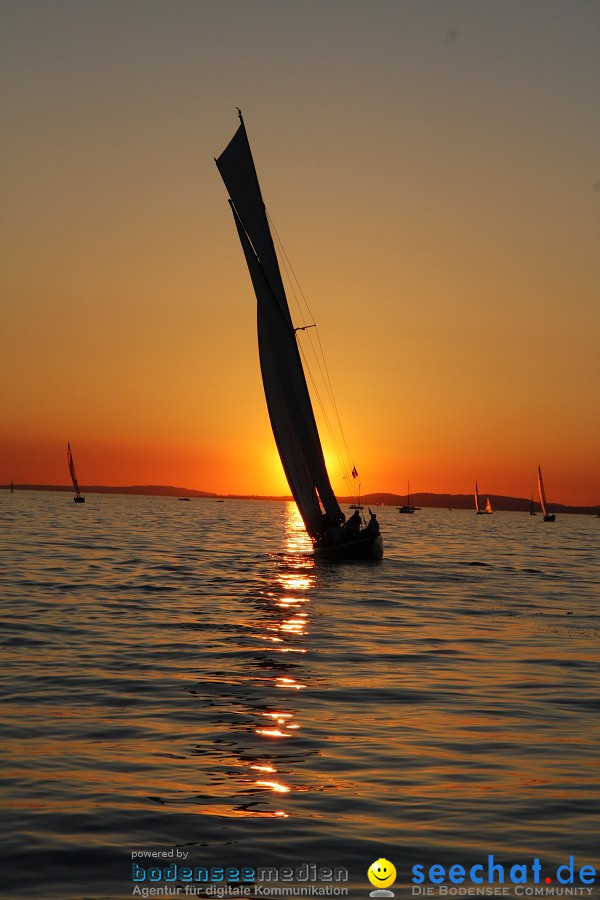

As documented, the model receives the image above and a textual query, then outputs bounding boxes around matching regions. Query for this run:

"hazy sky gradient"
[2,0,599,503]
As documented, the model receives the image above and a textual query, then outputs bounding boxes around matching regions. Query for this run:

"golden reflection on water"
[255,727,291,738]
[282,503,314,557]
[255,780,291,793]
[275,676,306,690]
[242,503,314,814]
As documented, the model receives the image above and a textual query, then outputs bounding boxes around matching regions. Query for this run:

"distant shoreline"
[4,484,599,516]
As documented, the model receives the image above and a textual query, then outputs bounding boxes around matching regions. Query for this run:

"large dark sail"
[216,116,342,538]
[67,442,84,501]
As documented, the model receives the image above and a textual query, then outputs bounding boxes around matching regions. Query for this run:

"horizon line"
[4,483,599,512]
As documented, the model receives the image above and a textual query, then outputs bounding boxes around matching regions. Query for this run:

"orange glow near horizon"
[2,430,597,507]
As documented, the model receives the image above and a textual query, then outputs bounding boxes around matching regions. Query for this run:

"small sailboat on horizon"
[529,494,537,516]
[398,481,417,514]
[216,111,382,559]
[67,442,86,503]
[10,478,14,494]
[474,481,492,515]
[537,465,555,522]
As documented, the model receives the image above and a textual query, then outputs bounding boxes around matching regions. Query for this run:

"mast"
[216,114,343,538]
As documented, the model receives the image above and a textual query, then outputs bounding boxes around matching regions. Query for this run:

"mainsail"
[67,442,82,500]
[474,481,481,513]
[537,465,548,518]
[215,114,343,538]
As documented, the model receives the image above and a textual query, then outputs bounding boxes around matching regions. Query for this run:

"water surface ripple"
[1,493,598,898]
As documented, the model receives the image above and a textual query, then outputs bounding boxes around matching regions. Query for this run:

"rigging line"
[267,210,311,330]
[229,200,354,505]
[300,319,359,488]
[232,198,355,509]
[311,327,359,477]
[268,210,359,479]
[269,234,359,484]
[267,213,339,407]
[298,338,355,494]
[297,341,359,504]
[299,346,351,491]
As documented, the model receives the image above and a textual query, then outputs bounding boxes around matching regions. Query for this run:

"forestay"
[215,115,343,538]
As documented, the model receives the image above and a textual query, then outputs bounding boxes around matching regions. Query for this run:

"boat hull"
[73,497,85,503]
[543,514,556,522]
[315,533,383,561]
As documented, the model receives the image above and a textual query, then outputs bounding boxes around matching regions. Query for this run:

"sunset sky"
[2,0,599,505]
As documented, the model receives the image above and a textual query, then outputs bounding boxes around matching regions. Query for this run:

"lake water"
[1,492,599,900]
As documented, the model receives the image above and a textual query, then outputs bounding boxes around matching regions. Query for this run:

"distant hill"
[351,492,599,517]
[5,485,599,515]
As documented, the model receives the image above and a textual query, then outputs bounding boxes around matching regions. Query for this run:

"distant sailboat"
[10,478,14,494]
[474,481,492,515]
[537,465,555,522]
[474,481,482,514]
[398,481,416,514]
[216,112,382,559]
[67,442,86,503]
[529,495,536,516]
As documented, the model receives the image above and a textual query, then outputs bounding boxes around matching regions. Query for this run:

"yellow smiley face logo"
[367,859,396,889]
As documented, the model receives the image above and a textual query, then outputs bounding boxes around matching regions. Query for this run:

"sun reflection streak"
[275,676,306,690]
[235,503,317,818]
[283,502,315,555]
[256,780,290,793]
[283,502,314,556]
[279,573,313,591]
[255,728,291,737]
